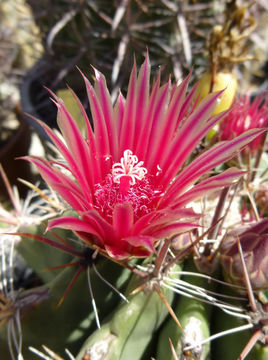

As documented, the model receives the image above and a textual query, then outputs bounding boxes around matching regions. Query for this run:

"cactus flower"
[220,219,268,291]
[219,94,268,154]
[24,56,264,260]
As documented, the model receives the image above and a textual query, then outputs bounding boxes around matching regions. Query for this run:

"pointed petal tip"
[92,66,102,81]
[44,86,60,103]
[75,64,82,74]
[144,48,150,65]
[16,155,29,162]
[24,112,47,129]
[76,65,88,81]
[89,65,106,84]
[131,55,137,74]
[18,155,46,165]
[118,91,125,102]
[187,67,193,78]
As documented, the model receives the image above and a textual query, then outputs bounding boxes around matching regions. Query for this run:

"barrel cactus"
[26,0,221,92]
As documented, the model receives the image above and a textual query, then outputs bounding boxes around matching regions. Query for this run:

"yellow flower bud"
[197,71,238,114]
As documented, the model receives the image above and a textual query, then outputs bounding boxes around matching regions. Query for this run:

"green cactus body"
[211,306,258,360]
[16,211,80,284]
[157,260,212,360]
[25,0,217,99]
[255,343,268,360]
[0,256,132,359]
[17,225,74,283]
[76,264,181,360]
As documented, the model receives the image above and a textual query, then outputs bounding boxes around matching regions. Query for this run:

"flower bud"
[220,219,268,291]
[197,71,238,114]
[219,93,268,155]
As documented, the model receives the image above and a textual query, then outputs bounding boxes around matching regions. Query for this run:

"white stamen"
[156,164,162,176]
[244,115,251,130]
[112,150,147,185]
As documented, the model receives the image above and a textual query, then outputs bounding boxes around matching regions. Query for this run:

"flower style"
[24,56,265,260]
[219,93,268,154]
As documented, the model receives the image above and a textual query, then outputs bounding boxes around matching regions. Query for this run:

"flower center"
[111,150,147,195]
[93,150,162,222]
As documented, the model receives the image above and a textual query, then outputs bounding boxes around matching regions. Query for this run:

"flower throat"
[94,150,162,222]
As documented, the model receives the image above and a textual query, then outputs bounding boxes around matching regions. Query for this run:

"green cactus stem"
[157,260,212,360]
[76,263,181,360]
[0,255,132,359]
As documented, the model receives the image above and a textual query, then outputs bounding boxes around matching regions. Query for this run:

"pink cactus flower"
[219,93,268,154]
[24,56,264,260]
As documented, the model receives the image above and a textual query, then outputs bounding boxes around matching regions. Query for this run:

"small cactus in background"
[22,0,225,136]
[25,0,221,92]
